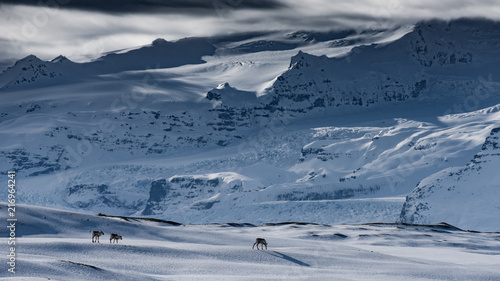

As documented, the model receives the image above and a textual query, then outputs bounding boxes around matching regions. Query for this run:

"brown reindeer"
[252,238,268,250]
[92,231,104,243]
[110,233,123,244]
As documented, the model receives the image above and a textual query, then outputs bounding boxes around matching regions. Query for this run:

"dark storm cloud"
[1,0,500,63]
[0,0,286,15]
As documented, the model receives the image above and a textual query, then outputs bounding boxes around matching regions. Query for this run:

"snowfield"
[1,203,500,280]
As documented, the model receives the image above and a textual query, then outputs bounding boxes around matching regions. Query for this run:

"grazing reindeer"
[252,238,268,250]
[92,231,104,243]
[110,233,123,244]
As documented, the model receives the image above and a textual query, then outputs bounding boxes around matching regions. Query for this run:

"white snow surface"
[1,203,500,281]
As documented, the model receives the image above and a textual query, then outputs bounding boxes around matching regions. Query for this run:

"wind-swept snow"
[1,203,500,280]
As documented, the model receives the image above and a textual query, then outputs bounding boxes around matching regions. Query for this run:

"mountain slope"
[399,127,500,231]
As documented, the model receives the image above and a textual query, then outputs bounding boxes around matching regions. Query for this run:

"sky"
[0,0,500,63]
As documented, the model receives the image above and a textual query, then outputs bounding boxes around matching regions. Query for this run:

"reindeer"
[110,233,123,244]
[92,231,104,243]
[252,238,268,250]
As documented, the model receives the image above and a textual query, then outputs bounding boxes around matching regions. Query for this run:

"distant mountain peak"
[50,55,72,64]
[152,38,168,46]
[206,82,257,107]
[0,54,64,90]
[16,54,43,64]
[289,51,323,69]
[286,51,334,74]
[216,82,231,90]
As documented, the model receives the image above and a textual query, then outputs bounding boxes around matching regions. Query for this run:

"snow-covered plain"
[1,203,500,280]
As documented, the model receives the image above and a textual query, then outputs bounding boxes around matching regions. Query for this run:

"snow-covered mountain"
[399,126,500,231]
[0,37,216,90]
[0,55,65,90]
[262,19,500,115]
[1,18,500,231]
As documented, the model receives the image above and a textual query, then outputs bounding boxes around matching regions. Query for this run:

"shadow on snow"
[264,250,310,267]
